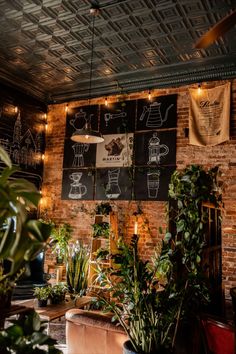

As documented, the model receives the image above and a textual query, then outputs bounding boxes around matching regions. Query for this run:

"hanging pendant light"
[71,3,104,144]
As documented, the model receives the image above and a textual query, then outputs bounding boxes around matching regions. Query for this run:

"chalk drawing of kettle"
[139,101,174,128]
[70,109,87,130]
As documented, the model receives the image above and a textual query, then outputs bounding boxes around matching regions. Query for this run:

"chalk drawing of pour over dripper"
[139,101,174,128]
[68,172,87,199]
[105,168,121,199]
[148,133,169,165]
[104,111,127,127]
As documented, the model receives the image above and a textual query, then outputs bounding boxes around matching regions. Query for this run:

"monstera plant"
[0,146,51,308]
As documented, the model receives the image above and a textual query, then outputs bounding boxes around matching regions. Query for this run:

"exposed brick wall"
[42,79,236,297]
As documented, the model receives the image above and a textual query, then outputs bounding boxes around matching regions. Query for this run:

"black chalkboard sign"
[134,130,176,166]
[0,105,45,185]
[63,138,96,168]
[133,166,175,201]
[61,168,94,200]
[95,167,132,200]
[136,95,177,131]
[100,100,136,134]
[65,105,99,138]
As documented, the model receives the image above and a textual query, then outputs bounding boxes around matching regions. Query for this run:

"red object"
[201,315,235,354]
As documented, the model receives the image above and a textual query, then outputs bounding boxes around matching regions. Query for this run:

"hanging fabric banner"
[189,82,230,146]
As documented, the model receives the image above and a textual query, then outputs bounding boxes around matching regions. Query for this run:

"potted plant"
[92,222,110,239]
[0,309,62,354]
[0,146,52,309]
[0,146,62,352]
[95,202,112,216]
[95,165,221,354]
[33,285,51,307]
[66,241,89,297]
[50,222,72,263]
[50,283,67,304]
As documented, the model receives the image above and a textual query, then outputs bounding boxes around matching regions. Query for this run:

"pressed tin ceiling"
[0,0,235,104]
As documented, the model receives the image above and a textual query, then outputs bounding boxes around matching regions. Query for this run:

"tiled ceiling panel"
[0,0,235,102]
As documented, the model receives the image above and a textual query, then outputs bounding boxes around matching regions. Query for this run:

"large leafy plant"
[0,310,61,354]
[0,146,51,283]
[95,164,221,354]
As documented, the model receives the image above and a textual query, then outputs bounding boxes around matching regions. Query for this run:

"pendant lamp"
[71,4,104,144]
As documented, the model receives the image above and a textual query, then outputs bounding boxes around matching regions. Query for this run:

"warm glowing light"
[105,97,108,106]
[42,154,45,161]
[85,135,89,139]
[45,123,48,131]
[14,106,18,113]
[44,113,47,120]
[197,84,202,95]
[134,221,138,235]
[65,104,68,112]
[148,90,151,101]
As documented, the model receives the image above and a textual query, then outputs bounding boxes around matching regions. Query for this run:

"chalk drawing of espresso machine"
[148,133,169,164]
[104,111,127,127]
[139,101,174,128]
[72,143,89,167]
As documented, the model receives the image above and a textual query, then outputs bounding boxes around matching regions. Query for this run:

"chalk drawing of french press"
[139,101,174,128]
[148,133,169,164]
[105,168,121,199]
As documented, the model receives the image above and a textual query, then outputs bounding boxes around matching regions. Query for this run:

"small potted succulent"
[33,285,51,307]
[50,283,67,304]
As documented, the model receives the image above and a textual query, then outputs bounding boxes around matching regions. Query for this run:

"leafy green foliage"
[92,222,110,238]
[50,223,72,259]
[0,147,52,285]
[95,165,221,354]
[33,286,51,301]
[95,203,112,216]
[0,310,62,354]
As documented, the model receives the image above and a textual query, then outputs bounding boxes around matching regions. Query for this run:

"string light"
[14,106,18,113]
[148,90,151,101]
[105,97,108,106]
[65,104,68,113]
[197,84,202,95]
[41,154,45,161]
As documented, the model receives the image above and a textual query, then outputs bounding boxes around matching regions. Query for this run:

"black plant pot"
[37,299,47,307]
[123,340,173,354]
[123,341,139,354]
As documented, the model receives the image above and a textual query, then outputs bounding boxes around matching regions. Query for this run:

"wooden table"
[12,296,92,334]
